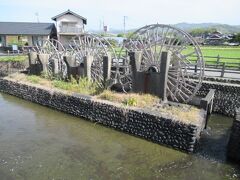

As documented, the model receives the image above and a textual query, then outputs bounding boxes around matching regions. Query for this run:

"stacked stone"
[198,81,240,117]
[203,77,240,85]
[227,108,240,162]
[0,79,205,153]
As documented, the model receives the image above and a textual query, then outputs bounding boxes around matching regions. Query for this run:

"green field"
[185,46,240,67]
[115,45,240,68]
[199,46,240,58]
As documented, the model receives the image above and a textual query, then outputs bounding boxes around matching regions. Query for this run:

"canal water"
[0,93,239,180]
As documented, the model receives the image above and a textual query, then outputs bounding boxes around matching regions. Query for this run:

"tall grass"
[53,77,101,95]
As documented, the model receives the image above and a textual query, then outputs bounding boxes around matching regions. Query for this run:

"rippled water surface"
[0,93,239,180]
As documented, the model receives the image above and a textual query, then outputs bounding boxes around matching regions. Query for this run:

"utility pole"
[123,16,127,35]
[99,20,102,32]
[35,12,39,23]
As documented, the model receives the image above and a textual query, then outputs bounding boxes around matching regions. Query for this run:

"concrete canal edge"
[198,80,240,117]
[0,78,206,153]
[227,108,240,162]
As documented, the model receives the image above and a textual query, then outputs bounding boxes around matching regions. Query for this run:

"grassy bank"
[6,73,201,123]
[9,73,101,96]
[98,90,159,108]
[0,55,28,62]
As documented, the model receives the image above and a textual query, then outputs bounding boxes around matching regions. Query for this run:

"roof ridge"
[51,9,87,24]
[0,21,53,24]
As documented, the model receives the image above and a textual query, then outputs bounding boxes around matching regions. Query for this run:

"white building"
[52,9,87,46]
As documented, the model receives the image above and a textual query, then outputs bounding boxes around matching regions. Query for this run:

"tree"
[189,28,217,37]
[231,33,240,43]
[125,32,134,38]
[117,33,124,37]
[107,38,118,47]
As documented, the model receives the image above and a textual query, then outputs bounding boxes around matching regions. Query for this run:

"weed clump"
[98,90,159,108]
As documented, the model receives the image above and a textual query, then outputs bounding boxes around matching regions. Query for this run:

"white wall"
[55,14,85,33]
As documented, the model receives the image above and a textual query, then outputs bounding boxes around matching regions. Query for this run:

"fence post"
[7,62,10,74]
[216,55,220,68]
[194,64,197,73]
[221,62,225,77]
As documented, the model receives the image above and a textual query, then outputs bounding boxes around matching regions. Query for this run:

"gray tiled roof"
[0,22,56,35]
[52,9,87,24]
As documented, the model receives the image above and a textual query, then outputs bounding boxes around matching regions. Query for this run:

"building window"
[0,36,2,47]
[32,36,44,46]
[5,35,29,46]
[6,36,18,46]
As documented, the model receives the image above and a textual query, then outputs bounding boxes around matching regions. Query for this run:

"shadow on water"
[0,93,240,180]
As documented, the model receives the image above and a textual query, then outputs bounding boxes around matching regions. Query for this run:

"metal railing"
[0,50,24,56]
[59,26,83,34]
[114,51,240,79]
[190,55,240,78]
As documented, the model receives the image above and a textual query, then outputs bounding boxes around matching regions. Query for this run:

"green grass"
[115,45,240,63]
[26,75,41,84]
[0,55,28,62]
[199,46,240,58]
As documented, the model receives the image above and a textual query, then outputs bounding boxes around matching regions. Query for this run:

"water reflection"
[0,93,239,179]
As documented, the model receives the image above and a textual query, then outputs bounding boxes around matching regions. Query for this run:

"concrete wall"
[0,78,206,153]
[227,108,240,162]
[197,80,240,117]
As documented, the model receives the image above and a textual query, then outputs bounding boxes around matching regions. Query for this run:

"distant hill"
[173,23,240,34]
[89,28,126,34]
[89,23,240,34]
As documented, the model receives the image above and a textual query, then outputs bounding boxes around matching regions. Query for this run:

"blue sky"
[0,0,239,30]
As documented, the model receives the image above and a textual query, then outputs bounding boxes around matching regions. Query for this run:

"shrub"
[117,33,125,37]
[123,97,137,106]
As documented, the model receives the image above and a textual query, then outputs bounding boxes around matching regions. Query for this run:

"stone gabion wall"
[203,77,240,85]
[198,81,240,117]
[0,78,205,153]
[227,108,240,162]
